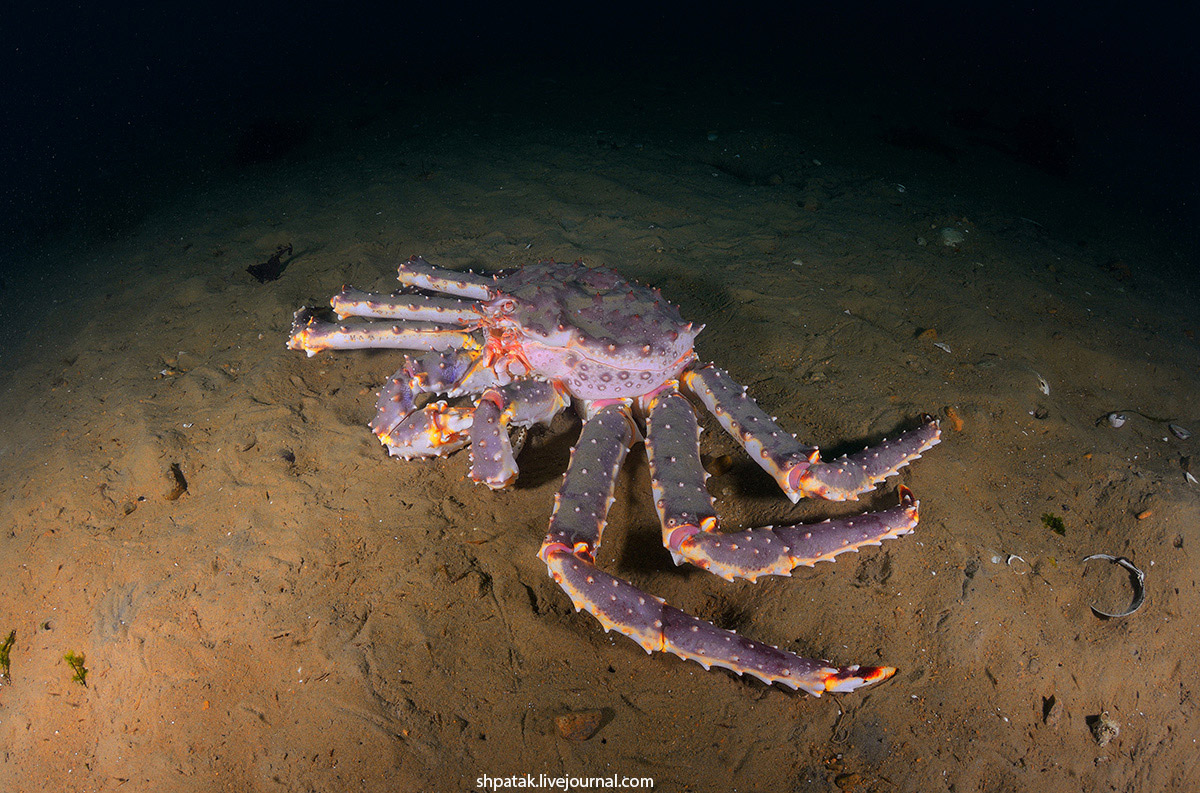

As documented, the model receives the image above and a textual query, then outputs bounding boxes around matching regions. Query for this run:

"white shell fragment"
[1168,423,1192,440]
[940,227,965,247]
[1036,375,1051,395]
[1107,412,1128,428]
[1006,554,1031,575]
[1081,554,1145,618]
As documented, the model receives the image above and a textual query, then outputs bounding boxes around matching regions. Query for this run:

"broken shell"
[1006,554,1031,575]
[1081,554,1145,618]
[940,227,965,248]
[1106,412,1127,428]
[1168,423,1191,440]
[1089,711,1120,747]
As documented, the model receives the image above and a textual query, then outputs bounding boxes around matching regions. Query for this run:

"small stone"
[834,772,861,791]
[1042,695,1063,729]
[555,709,604,741]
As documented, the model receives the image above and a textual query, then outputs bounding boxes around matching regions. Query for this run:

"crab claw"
[375,401,474,458]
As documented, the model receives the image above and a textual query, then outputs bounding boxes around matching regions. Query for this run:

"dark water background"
[3,1,1197,279]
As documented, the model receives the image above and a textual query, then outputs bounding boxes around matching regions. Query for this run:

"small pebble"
[555,710,604,741]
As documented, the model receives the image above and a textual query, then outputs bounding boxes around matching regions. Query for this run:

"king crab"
[288,256,940,695]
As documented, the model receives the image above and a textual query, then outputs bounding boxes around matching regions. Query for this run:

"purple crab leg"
[468,381,570,489]
[642,391,719,562]
[540,403,635,555]
[685,488,920,582]
[397,256,496,301]
[683,365,941,502]
[645,390,921,581]
[539,401,892,695]
[287,308,478,357]
[331,286,481,324]
[542,552,894,696]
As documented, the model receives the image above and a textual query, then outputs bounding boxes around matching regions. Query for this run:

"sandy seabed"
[1,81,1198,792]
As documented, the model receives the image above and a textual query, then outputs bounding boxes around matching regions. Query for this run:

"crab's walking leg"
[331,287,480,324]
[645,389,921,582]
[287,309,477,357]
[468,381,571,489]
[539,402,890,695]
[396,256,496,300]
[683,365,940,502]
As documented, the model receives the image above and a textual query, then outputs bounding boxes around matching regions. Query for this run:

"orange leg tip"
[822,664,897,693]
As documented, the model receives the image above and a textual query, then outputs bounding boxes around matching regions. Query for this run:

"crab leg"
[331,286,480,324]
[540,402,635,555]
[468,381,571,489]
[287,308,477,357]
[539,402,892,695]
[645,390,920,581]
[683,365,940,502]
[397,256,496,300]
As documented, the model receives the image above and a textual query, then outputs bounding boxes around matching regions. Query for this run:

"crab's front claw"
[541,545,894,695]
[375,401,474,458]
